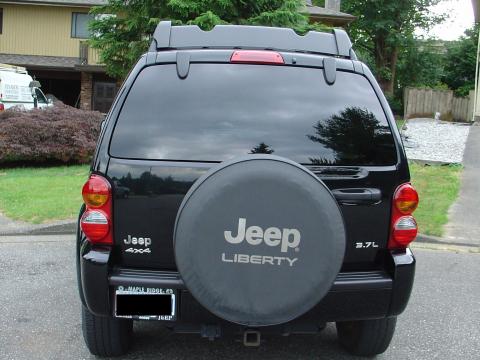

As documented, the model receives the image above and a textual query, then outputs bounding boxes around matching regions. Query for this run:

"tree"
[342,0,444,96]
[443,24,479,97]
[250,142,275,154]
[89,0,310,78]
[396,38,445,90]
[307,107,394,165]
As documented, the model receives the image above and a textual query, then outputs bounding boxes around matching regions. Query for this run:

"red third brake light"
[389,183,419,249]
[230,50,284,64]
[81,175,113,244]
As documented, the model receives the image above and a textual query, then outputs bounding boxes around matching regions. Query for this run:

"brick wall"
[80,72,92,110]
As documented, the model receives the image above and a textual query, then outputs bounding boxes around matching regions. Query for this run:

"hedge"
[0,103,104,165]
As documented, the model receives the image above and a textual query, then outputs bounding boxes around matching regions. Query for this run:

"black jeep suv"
[77,21,419,357]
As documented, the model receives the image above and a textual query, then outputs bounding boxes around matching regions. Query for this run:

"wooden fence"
[403,87,474,122]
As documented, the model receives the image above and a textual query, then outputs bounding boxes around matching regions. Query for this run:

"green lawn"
[0,165,89,224]
[409,163,462,237]
[395,118,406,130]
[0,163,463,236]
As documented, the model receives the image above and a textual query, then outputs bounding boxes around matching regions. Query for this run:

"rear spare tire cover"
[174,155,346,326]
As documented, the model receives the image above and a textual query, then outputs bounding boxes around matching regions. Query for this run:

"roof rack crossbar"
[149,21,353,59]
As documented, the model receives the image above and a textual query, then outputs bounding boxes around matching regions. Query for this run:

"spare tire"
[174,155,346,326]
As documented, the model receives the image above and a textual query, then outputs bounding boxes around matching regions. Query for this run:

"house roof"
[304,4,356,24]
[0,53,80,70]
[0,53,106,72]
[0,0,106,7]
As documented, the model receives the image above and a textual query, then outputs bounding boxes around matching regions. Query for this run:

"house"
[0,0,354,113]
[0,0,114,112]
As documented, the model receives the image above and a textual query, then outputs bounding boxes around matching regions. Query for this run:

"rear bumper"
[79,242,415,326]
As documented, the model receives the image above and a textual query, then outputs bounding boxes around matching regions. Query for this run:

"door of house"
[93,81,116,113]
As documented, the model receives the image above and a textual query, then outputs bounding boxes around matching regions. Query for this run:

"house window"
[0,8,3,34]
[71,12,93,38]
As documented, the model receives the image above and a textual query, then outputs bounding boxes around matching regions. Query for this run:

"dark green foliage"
[443,24,479,97]
[391,37,447,113]
[385,93,403,115]
[397,38,445,89]
[89,0,310,78]
[351,36,448,115]
[342,0,443,95]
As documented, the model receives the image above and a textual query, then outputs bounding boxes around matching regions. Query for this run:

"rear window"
[110,64,397,166]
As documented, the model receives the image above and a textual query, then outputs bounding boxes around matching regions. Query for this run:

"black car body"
[77,22,418,357]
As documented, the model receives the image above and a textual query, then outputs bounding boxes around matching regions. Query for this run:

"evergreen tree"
[250,142,275,154]
[89,0,310,78]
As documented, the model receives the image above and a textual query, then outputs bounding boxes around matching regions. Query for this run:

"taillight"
[230,50,284,64]
[392,216,418,246]
[389,183,419,249]
[394,183,419,214]
[0,103,4,111]
[81,210,109,241]
[82,175,109,207]
[81,175,113,244]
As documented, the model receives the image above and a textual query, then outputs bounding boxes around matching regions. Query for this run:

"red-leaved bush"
[0,103,104,165]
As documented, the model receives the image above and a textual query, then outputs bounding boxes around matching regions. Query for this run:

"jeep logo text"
[224,218,301,253]
[123,235,152,247]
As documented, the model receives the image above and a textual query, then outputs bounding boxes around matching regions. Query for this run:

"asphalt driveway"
[0,235,479,359]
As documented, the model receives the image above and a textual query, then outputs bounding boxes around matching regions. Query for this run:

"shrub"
[454,84,474,97]
[0,103,104,165]
[386,94,403,116]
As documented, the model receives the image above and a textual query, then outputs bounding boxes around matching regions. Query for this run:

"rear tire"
[336,317,397,357]
[81,306,133,357]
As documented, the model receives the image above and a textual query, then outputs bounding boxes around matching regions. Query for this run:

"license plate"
[115,286,176,321]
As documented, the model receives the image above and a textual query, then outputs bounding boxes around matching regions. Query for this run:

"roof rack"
[149,21,355,59]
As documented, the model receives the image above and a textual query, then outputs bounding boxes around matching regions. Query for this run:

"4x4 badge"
[125,248,151,254]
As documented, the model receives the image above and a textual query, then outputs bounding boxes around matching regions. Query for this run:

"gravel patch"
[401,118,471,163]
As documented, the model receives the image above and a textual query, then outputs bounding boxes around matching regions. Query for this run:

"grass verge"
[0,165,89,224]
[409,163,462,237]
[0,163,463,235]
[395,119,406,130]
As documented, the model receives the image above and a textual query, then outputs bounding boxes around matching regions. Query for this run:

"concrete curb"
[408,159,462,166]
[0,219,76,236]
[411,241,480,254]
[415,233,477,248]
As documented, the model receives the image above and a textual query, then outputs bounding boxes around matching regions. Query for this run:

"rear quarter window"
[110,64,397,166]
